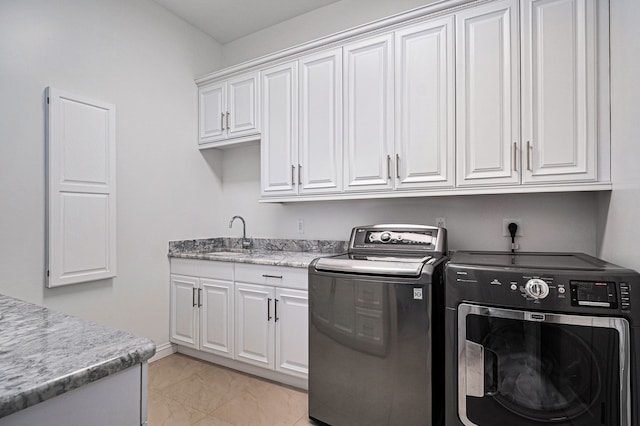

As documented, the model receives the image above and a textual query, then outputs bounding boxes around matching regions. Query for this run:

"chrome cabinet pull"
[291,165,295,186]
[274,299,279,322]
[526,141,532,171]
[267,298,272,321]
[298,164,302,185]
[262,274,283,279]
[198,288,202,307]
[387,155,391,180]
[192,288,197,307]
[226,112,230,130]
[395,154,400,179]
[513,142,517,172]
[220,113,225,131]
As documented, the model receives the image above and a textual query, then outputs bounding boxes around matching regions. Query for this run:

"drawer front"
[170,258,234,281]
[235,263,307,290]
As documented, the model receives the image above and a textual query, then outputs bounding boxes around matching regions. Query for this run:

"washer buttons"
[558,287,566,294]
[510,283,518,291]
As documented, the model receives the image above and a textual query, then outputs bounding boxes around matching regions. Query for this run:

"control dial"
[524,279,550,300]
[380,232,392,242]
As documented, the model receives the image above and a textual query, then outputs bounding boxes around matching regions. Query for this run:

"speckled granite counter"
[169,237,347,268]
[0,294,155,419]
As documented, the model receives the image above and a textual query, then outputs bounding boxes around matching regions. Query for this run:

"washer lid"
[314,253,433,276]
[449,251,616,271]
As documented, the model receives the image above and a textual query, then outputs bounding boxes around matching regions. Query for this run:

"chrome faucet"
[229,215,252,249]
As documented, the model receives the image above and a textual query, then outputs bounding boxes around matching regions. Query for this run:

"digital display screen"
[570,281,617,308]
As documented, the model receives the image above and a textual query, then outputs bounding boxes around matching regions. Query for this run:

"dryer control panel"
[570,281,618,309]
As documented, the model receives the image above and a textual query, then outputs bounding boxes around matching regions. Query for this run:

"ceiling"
[151,0,342,44]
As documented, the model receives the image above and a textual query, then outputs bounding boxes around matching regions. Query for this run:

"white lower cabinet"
[170,260,234,359]
[170,258,308,386]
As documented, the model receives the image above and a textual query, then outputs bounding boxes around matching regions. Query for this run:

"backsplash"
[169,237,348,255]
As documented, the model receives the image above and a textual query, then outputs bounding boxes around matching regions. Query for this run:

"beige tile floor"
[148,353,315,426]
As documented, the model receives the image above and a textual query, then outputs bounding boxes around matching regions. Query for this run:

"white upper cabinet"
[343,33,395,192]
[394,16,455,190]
[260,62,298,196]
[299,48,343,194]
[521,0,598,183]
[456,0,521,187]
[199,71,259,146]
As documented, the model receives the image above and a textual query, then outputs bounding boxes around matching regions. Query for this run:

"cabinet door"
[260,62,299,196]
[200,278,234,359]
[170,275,198,349]
[275,288,308,379]
[395,16,455,189]
[299,48,343,194]
[199,82,226,143]
[521,0,597,183]
[456,0,520,186]
[235,283,275,370]
[227,72,260,138]
[343,33,394,192]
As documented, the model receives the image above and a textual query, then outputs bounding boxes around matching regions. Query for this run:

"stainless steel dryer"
[309,224,447,426]
[444,251,640,426]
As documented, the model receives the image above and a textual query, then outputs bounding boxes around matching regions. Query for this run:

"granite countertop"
[169,237,347,268]
[0,294,156,419]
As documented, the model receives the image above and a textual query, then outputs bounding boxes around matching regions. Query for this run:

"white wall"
[0,0,222,348]
[221,0,440,67]
[597,0,640,272]
[216,144,599,254]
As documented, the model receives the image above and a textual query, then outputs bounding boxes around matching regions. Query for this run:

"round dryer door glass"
[483,322,601,421]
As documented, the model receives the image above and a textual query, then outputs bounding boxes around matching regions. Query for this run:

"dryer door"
[457,303,630,426]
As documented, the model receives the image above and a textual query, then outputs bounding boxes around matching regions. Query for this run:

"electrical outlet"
[297,219,304,234]
[436,217,446,228]
[502,218,523,237]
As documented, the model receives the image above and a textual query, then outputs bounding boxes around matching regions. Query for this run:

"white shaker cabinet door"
[394,16,455,190]
[227,72,259,139]
[275,288,309,379]
[199,82,226,143]
[343,33,394,192]
[261,62,299,196]
[170,275,199,349]
[521,0,598,183]
[235,283,275,370]
[298,48,343,195]
[456,0,520,186]
[200,278,234,359]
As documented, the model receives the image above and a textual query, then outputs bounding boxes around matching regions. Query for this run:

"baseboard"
[148,342,177,363]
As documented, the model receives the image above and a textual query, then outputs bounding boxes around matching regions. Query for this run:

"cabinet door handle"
[192,288,197,307]
[226,112,230,130]
[526,141,532,171]
[387,155,391,180]
[513,142,517,172]
[262,274,283,279]
[291,165,295,186]
[220,113,225,131]
[198,288,202,307]
[267,298,272,321]
[298,164,302,185]
[274,299,279,322]
[395,154,400,179]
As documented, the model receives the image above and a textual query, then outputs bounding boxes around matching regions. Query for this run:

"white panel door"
[227,72,259,138]
[235,283,275,370]
[299,48,343,194]
[395,16,455,190]
[456,0,520,186]
[522,0,597,183]
[275,288,308,379]
[343,33,394,192]
[199,82,225,143]
[260,62,299,196]
[46,87,116,287]
[170,275,199,349]
[200,278,234,359]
